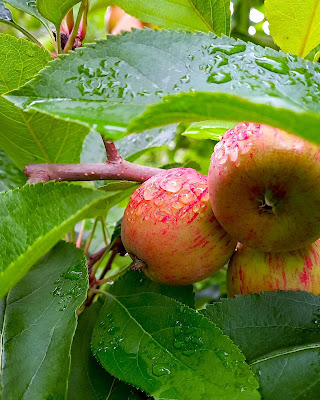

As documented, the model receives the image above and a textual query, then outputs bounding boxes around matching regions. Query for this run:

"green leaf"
[68,300,143,400]
[0,182,107,298]
[115,125,177,162]
[202,291,320,400]
[6,30,320,143]
[0,241,88,399]
[0,1,13,22]
[109,269,195,308]
[113,0,231,35]
[103,184,139,209]
[265,0,320,57]
[0,97,90,169]
[0,148,27,191]
[92,294,259,399]
[4,0,50,31]
[36,0,81,25]
[91,272,259,400]
[128,91,320,145]
[0,34,89,168]
[182,120,236,140]
[0,34,50,95]
[81,126,176,164]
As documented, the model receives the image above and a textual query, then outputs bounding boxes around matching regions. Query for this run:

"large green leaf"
[0,34,89,168]
[0,97,90,169]
[203,291,320,400]
[4,0,49,29]
[0,241,88,399]
[68,300,144,400]
[91,272,259,400]
[0,182,107,298]
[0,34,50,95]
[113,0,231,35]
[6,30,320,143]
[128,90,320,145]
[36,0,81,25]
[0,148,26,191]
[265,0,320,57]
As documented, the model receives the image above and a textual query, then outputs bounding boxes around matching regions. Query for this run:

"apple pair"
[121,122,320,295]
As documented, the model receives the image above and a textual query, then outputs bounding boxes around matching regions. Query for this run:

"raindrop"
[180,74,190,84]
[160,179,183,193]
[255,56,289,74]
[152,364,171,377]
[143,184,159,200]
[78,64,95,78]
[209,44,246,55]
[207,72,232,84]
[179,190,196,204]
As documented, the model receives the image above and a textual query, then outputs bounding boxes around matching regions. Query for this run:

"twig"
[102,138,121,162]
[87,246,108,273]
[90,244,112,278]
[25,161,162,183]
[98,245,118,280]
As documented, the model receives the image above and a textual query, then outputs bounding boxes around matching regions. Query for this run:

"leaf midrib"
[249,343,320,366]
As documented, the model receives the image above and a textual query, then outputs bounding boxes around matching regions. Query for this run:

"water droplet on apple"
[180,190,196,204]
[143,184,159,200]
[160,178,183,193]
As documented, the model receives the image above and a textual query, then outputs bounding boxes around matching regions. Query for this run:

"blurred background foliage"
[0,0,277,305]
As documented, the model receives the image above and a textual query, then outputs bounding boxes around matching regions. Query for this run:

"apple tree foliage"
[0,0,320,399]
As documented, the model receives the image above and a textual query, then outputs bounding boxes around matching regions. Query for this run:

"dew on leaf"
[78,64,95,78]
[208,44,246,55]
[255,56,289,74]
[207,72,231,84]
[152,364,171,377]
[180,75,190,84]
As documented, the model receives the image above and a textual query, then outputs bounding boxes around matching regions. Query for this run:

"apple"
[208,122,320,252]
[106,6,144,35]
[227,240,320,296]
[121,168,236,285]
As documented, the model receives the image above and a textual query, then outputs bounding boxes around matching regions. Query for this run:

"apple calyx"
[258,189,278,215]
[131,256,147,271]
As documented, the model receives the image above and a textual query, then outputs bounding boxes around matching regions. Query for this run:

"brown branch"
[87,246,108,274]
[102,138,121,162]
[24,160,162,183]
[98,247,117,282]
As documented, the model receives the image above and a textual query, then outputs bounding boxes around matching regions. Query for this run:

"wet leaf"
[0,242,88,399]
[91,271,259,400]
[203,291,320,400]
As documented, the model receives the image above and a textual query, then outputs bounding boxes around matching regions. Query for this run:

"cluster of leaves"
[1,0,320,399]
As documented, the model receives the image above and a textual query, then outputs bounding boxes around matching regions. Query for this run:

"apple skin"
[227,240,320,297]
[121,168,236,285]
[208,122,320,252]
